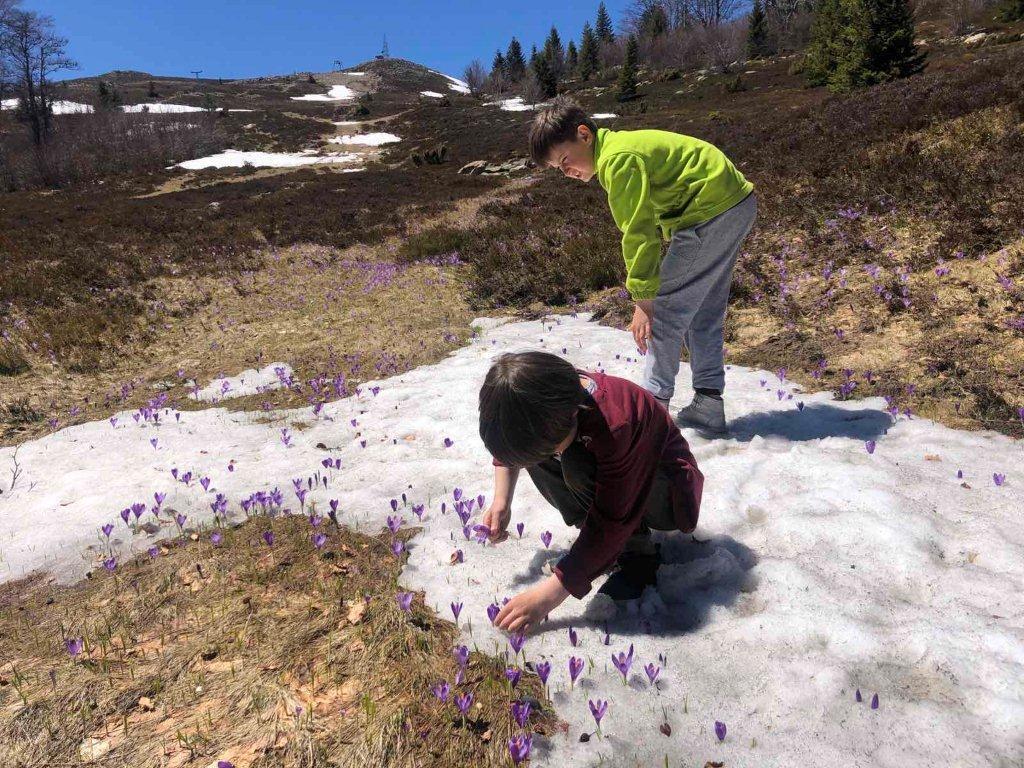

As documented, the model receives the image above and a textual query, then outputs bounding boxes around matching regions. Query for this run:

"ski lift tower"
[375,35,389,60]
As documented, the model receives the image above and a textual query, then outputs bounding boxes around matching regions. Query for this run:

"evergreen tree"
[532,47,558,97]
[505,37,527,81]
[566,40,578,73]
[617,34,639,101]
[543,26,565,80]
[578,22,600,80]
[747,0,772,59]
[805,0,923,92]
[147,79,158,98]
[492,49,507,78]
[639,3,669,38]
[596,1,615,43]
[863,0,925,82]
[997,0,1024,20]
[97,80,121,109]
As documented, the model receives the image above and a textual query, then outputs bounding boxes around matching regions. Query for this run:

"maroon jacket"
[492,370,703,598]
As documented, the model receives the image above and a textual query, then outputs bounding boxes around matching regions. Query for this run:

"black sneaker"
[597,546,662,601]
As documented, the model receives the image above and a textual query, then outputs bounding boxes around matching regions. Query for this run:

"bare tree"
[463,59,487,97]
[0,9,76,144]
[687,0,744,27]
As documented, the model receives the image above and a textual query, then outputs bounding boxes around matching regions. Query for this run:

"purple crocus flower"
[472,524,490,544]
[396,592,414,613]
[509,632,526,655]
[454,692,473,716]
[443,437,453,448]
[453,488,463,502]
[568,656,584,687]
[174,513,187,529]
[797,401,805,411]
[412,504,425,520]
[451,602,463,622]
[312,532,327,549]
[487,602,501,623]
[871,693,879,709]
[451,549,464,564]
[611,644,634,682]
[568,626,578,647]
[993,473,1006,487]
[200,477,211,492]
[477,493,485,510]
[714,720,727,741]
[511,699,531,728]
[508,734,533,766]
[211,531,223,546]
[150,438,158,449]
[101,523,114,538]
[390,498,399,512]
[391,539,405,557]
[589,699,608,727]
[432,681,450,703]
[103,557,117,572]
[505,667,522,688]
[855,688,862,702]
[387,515,403,534]
[217,762,235,768]
[644,663,660,684]
[120,508,131,525]
[147,546,160,558]
[536,660,551,685]
[454,645,470,667]
[516,522,524,538]
[65,637,84,657]
[541,530,552,548]
[865,440,876,454]
[957,469,963,480]
[262,530,274,547]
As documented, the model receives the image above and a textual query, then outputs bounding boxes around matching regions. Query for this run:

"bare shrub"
[0,109,225,190]
[521,70,547,105]
[944,0,983,34]
[463,59,487,97]
[696,19,746,72]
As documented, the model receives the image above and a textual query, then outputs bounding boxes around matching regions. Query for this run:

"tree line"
[464,0,1017,101]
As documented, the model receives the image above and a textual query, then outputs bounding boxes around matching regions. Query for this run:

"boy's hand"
[495,574,570,634]
[631,301,654,355]
[481,501,511,543]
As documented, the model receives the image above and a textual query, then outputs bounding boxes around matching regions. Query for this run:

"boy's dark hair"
[528,97,598,166]
[479,351,592,468]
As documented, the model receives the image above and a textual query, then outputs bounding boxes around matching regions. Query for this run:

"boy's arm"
[554,423,702,599]
[600,153,662,301]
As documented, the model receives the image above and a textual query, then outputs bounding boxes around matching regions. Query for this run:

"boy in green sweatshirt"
[528,97,756,436]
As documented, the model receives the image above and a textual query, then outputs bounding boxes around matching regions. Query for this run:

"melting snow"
[328,132,401,146]
[592,113,618,119]
[192,363,294,403]
[1,98,94,114]
[121,103,254,113]
[488,97,537,112]
[421,90,445,98]
[174,149,361,169]
[1,313,1021,767]
[290,85,356,102]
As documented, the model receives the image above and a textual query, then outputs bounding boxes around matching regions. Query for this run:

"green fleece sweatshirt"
[594,127,754,301]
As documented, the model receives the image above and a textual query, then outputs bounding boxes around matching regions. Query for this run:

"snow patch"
[420,90,445,98]
[174,149,361,169]
[192,363,293,403]
[290,84,356,102]
[328,132,401,146]
[488,97,536,112]
[591,113,618,119]
[1,98,94,114]
[1,313,1021,767]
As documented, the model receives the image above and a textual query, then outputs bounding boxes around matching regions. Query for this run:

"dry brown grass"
[0,515,558,767]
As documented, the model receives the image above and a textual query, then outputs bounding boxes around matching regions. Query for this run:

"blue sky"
[29,1,630,81]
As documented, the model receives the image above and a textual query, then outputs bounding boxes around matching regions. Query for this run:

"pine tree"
[862,0,925,83]
[492,50,507,78]
[805,0,923,92]
[566,41,578,73]
[747,0,772,59]
[97,80,121,109]
[543,26,565,80]
[505,37,527,81]
[617,34,639,101]
[596,1,615,43]
[579,22,600,80]
[532,47,558,97]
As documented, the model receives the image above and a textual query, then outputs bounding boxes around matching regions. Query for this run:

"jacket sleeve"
[553,421,660,598]
[599,153,663,301]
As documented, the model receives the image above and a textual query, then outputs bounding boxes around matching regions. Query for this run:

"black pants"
[525,438,677,550]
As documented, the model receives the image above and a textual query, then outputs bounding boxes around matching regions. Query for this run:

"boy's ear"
[577,124,593,143]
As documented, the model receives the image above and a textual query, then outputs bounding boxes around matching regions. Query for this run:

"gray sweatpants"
[642,192,757,399]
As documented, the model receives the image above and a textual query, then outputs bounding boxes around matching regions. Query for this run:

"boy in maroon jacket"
[479,350,703,633]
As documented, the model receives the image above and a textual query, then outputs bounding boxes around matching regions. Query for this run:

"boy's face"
[546,125,596,182]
